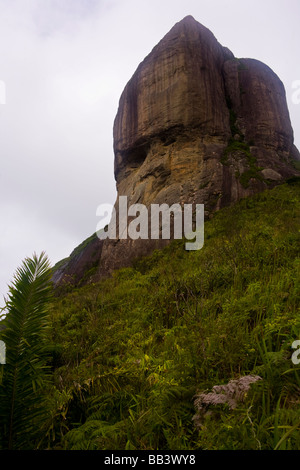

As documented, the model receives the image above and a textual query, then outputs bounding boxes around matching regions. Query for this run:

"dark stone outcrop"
[52,233,103,287]
[53,15,300,287]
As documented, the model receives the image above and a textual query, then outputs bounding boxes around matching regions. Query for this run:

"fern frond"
[0,252,52,449]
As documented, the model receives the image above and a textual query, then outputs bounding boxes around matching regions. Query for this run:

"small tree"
[0,252,52,449]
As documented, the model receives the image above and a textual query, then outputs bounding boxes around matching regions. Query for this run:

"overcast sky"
[0,0,299,301]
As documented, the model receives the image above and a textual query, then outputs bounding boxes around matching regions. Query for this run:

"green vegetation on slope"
[52,232,99,274]
[2,180,300,450]
[0,253,53,450]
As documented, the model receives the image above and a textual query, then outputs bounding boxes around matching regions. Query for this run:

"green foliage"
[291,158,300,172]
[68,232,99,259]
[0,252,53,449]
[222,138,264,187]
[2,181,300,450]
[229,109,240,137]
[224,139,251,158]
[223,94,264,188]
[52,232,100,275]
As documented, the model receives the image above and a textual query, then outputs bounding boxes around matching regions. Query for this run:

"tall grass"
[7,180,300,450]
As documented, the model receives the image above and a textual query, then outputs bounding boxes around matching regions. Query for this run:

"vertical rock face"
[53,16,300,286]
[97,15,299,277]
[112,15,299,215]
[114,16,231,180]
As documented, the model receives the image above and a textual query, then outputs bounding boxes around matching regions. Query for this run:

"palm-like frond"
[0,252,52,449]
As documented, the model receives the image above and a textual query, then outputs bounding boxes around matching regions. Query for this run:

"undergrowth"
[23,181,300,449]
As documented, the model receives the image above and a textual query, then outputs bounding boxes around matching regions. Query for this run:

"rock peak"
[109,16,299,272]
[158,14,220,50]
[172,14,209,29]
[113,15,229,171]
[53,17,300,287]
[181,14,196,21]
[173,14,198,27]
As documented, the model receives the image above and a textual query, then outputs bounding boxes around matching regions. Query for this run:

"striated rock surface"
[53,15,300,286]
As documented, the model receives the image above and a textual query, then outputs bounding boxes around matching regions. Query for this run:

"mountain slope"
[46,179,300,450]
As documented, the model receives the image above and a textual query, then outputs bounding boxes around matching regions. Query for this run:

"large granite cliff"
[52,15,300,287]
